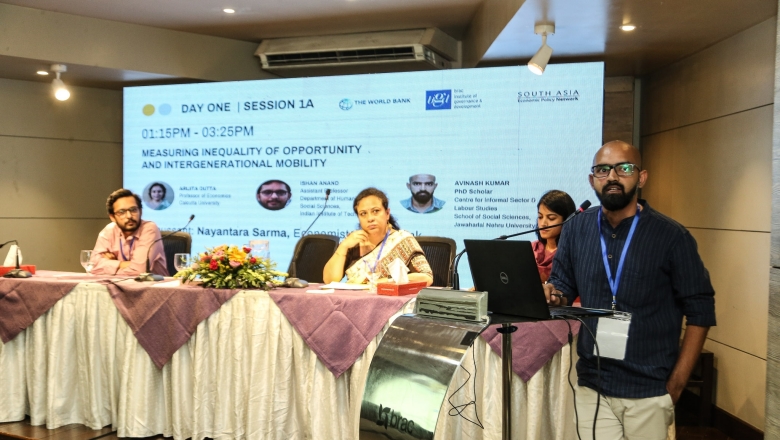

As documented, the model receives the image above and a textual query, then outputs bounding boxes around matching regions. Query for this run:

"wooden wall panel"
[642,17,776,431]
[0,219,111,272]
[704,339,767,430]
[691,228,770,358]
[603,76,634,144]
[0,77,122,272]
[0,137,122,218]
[0,78,121,142]
[643,18,776,136]
[643,105,772,232]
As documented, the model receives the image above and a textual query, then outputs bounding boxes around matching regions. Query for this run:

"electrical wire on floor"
[446,341,484,429]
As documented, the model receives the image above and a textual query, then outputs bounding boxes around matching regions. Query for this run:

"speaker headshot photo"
[257,179,291,211]
[400,173,445,213]
[143,181,174,211]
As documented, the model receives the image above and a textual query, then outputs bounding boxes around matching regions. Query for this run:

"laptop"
[463,239,613,321]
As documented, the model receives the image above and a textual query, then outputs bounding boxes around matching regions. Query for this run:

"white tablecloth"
[0,282,577,439]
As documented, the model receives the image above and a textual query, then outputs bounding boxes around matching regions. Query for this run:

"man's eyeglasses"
[260,190,289,197]
[114,207,139,217]
[590,163,641,178]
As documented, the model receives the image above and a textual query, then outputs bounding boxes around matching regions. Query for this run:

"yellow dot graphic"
[142,104,155,116]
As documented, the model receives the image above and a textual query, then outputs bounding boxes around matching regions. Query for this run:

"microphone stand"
[291,189,330,279]
[135,215,195,282]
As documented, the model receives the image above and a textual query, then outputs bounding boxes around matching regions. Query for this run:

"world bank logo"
[339,99,353,110]
[425,90,451,110]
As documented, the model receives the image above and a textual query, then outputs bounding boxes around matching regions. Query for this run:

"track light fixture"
[528,24,555,75]
[50,64,70,101]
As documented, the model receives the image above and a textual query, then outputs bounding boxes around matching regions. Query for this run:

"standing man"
[89,188,168,276]
[545,140,715,439]
[257,180,291,210]
[400,173,445,213]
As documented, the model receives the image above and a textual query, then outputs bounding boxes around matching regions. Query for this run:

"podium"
[358,315,490,439]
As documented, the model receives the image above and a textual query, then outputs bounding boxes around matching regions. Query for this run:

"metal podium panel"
[359,314,488,440]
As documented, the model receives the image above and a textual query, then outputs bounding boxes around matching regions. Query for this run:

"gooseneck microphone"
[135,214,195,282]
[1,240,32,278]
[289,189,330,279]
[497,200,591,240]
[448,200,591,290]
[299,189,331,238]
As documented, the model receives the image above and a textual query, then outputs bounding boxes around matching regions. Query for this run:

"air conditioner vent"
[265,47,418,67]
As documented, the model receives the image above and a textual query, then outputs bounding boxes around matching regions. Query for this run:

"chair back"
[415,236,457,287]
[161,231,192,276]
[287,234,340,283]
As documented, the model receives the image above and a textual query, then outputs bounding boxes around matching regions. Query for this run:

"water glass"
[248,240,270,259]
[173,253,191,273]
[80,250,93,274]
[367,272,379,294]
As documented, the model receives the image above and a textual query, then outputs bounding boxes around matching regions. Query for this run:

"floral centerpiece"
[174,244,287,290]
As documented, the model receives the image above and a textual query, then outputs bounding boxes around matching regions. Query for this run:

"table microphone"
[135,215,195,282]
[300,189,331,238]
[448,200,590,289]
[1,240,32,278]
[289,189,330,280]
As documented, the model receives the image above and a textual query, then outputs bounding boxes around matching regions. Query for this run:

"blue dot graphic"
[158,104,172,115]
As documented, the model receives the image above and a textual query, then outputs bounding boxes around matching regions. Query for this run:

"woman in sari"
[533,189,576,282]
[323,187,434,286]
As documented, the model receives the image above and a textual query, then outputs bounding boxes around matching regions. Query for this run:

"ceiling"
[0,0,776,89]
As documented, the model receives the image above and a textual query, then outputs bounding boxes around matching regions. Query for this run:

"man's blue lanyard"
[119,237,135,261]
[598,206,640,310]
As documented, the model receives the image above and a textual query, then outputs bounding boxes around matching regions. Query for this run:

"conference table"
[0,271,579,440]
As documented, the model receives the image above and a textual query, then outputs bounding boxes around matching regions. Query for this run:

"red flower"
[243,246,252,253]
[249,257,257,264]
[209,260,219,270]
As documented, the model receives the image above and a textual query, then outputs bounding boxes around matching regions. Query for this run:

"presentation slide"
[124,63,604,286]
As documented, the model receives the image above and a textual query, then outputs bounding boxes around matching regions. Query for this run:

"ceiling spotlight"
[36,71,49,76]
[619,24,636,31]
[223,8,235,13]
[528,23,555,75]
[50,64,70,101]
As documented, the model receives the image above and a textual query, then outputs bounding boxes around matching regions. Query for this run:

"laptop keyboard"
[549,306,611,317]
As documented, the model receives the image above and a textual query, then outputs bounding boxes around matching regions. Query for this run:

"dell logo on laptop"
[499,272,509,284]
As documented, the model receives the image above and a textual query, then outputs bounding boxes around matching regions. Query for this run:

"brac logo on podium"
[376,404,417,435]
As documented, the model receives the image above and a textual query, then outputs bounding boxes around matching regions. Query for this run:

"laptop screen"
[463,240,553,320]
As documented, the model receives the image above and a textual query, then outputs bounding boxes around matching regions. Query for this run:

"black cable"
[559,317,583,440]
[446,342,484,429]
[567,316,601,440]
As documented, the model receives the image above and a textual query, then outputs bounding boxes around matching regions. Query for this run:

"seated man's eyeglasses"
[114,207,139,217]
[591,163,641,178]
[260,190,289,196]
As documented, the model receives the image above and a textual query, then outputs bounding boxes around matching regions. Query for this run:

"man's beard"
[412,191,433,204]
[595,181,637,211]
[119,219,139,233]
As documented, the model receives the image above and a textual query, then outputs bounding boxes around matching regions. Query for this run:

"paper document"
[321,282,370,290]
